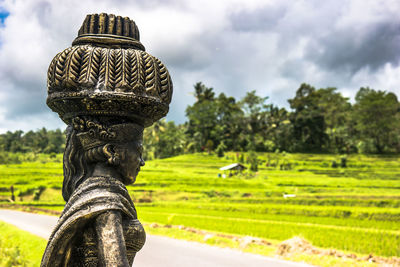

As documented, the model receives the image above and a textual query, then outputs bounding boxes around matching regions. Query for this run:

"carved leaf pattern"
[97,48,108,91]
[90,47,103,88]
[48,46,172,105]
[126,50,144,93]
[64,46,85,88]
[113,49,123,90]
[47,52,60,90]
[54,47,73,88]
[120,50,132,91]
[156,58,172,103]
[127,50,136,88]
[77,47,91,86]
[136,51,145,92]
[105,49,116,90]
[144,53,158,97]
[78,46,101,87]
[115,49,127,90]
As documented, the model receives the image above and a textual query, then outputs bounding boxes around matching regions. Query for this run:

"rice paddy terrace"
[0,152,399,258]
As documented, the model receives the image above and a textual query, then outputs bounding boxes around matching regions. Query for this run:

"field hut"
[219,163,247,177]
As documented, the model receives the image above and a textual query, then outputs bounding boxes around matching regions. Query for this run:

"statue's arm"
[95,210,130,267]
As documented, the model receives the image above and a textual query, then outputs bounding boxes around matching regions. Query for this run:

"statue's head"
[45,13,173,201]
[63,116,145,201]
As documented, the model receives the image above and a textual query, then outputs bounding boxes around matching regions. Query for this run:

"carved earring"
[103,144,120,166]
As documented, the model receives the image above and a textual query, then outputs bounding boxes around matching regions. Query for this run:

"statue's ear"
[103,144,120,166]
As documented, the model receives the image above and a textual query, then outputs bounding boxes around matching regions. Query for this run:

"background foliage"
[2,82,399,160]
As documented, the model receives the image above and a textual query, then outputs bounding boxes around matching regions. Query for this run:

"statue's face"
[116,140,145,184]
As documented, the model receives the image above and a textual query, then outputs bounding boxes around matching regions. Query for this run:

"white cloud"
[0,0,399,133]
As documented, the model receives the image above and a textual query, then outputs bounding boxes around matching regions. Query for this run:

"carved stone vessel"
[41,13,172,266]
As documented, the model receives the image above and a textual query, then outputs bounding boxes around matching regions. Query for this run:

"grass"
[0,152,400,263]
[0,221,46,266]
[143,223,381,267]
[138,209,400,257]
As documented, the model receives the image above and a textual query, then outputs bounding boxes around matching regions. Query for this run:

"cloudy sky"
[0,0,400,133]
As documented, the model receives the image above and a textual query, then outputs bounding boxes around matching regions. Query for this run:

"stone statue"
[41,13,173,266]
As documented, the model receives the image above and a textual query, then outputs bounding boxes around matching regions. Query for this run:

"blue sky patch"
[0,10,9,26]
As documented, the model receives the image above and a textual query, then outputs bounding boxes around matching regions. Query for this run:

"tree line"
[0,128,65,154]
[1,82,399,158]
[144,82,400,159]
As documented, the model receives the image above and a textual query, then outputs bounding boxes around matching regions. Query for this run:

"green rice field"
[0,152,399,258]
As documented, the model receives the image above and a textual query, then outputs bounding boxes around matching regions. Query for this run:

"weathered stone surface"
[41,13,171,266]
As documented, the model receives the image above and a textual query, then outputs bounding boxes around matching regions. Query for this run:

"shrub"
[248,151,258,172]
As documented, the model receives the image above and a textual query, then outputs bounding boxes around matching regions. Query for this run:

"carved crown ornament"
[71,117,144,150]
[47,13,173,127]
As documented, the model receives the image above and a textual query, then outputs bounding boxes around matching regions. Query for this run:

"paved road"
[0,209,312,267]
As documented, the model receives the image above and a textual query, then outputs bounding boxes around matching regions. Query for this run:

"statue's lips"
[126,166,141,182]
